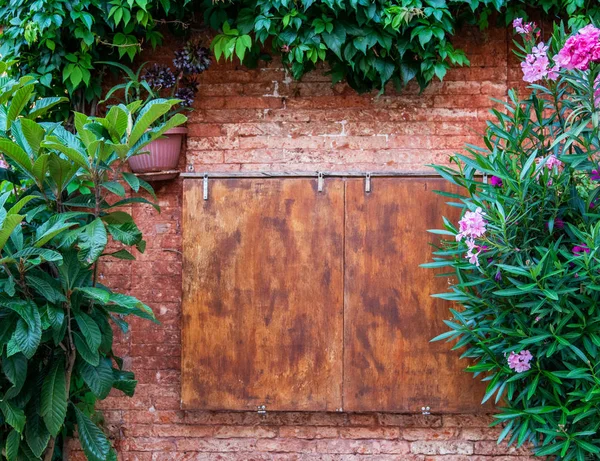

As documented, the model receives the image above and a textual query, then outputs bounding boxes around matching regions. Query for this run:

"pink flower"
[532,43,549,57]
[547,64,560,81]
[513,18,535,35]
[465,239,481,267]
[536,154,563,170]
[456,207,487,242]
[573,244,590,255]
[0,155,8,169]
[489,176,503,187]
[591,170,600,181]
[521,51,550,83]
[556,24,600,71]
[545,218,564,230]
[508,350,533,373]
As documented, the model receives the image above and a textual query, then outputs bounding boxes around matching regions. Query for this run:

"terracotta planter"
[128,126,187,181]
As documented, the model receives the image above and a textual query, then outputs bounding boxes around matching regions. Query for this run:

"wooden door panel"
[182,178,344,411]
[343,177,487,413]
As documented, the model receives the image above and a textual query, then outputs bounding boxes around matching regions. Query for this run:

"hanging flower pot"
[128,127,187,181]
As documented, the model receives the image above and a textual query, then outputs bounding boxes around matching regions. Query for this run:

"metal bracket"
[317,172,324,192]
[203,174,209,200]
[421,406,431,416]
[365,173,372,193]
[482,173,488,185]
[257,404,267,415]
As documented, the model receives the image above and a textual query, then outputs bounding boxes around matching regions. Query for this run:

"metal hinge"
[203,174,209,200]
[365,172,372,193]
[317,172,324,192]
[257,404,267,415]
[421,406,431,416]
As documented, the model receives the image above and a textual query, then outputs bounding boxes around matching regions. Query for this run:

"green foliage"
[0,0,193,117]
[425,25,600,459]
[0,61,186,460]
[205,0,600,92]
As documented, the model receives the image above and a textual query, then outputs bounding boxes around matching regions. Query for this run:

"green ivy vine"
[205,0,600,92]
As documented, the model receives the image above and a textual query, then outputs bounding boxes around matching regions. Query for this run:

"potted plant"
[101,41,211,180]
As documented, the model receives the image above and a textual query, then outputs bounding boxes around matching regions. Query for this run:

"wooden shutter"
[343,177,487,413]
[182,178,344,411]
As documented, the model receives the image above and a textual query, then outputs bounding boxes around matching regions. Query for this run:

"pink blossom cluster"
[507,350,533,373]
[513,18,535,36]
[556,24,600,71]
[456,207,487,267]
[536,154,563,170]
[0,155,8,169]
[521,42,559,83]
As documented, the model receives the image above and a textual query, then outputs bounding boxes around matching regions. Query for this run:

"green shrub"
[425,22,600,459]
[0,61,186,460]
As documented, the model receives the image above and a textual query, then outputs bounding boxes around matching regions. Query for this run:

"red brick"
[85,25,539,461]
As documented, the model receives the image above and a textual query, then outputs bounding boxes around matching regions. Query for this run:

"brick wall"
[91,25,540,460]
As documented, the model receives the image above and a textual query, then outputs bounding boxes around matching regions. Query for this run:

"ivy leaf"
[322,25,346,59]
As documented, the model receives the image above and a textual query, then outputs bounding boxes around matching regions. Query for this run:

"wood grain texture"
[182,178,344,411]
[343,177,487,413]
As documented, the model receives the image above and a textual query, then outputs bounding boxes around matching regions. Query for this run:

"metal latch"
[257,404,267,415]
[203,174,209,200]
[317,172,324,192]
[365,172,372,193]
[421,406,431,416]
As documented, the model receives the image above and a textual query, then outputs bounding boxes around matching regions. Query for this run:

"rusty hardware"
[257,404,267,415]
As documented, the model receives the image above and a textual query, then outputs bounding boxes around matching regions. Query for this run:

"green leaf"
[102,181,126,197]
[0,139,33,172]
[73,332,100,366]
[77,286,111,304]
[41,359,68,436]
[0,400,26,433]
[5,429,20,461]
[7,84,34,129]
[78,218,108,265]
[14,313,42,359]
[25,406,50,457]
[74,406,111,461]
[74,311,102,352]
[79,358,115,399]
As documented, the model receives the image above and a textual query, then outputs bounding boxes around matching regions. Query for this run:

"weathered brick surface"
[92,26,542,460]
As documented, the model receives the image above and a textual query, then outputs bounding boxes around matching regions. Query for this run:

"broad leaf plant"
[0,61,186,460]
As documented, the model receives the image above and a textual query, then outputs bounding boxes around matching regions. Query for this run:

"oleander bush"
[425,21,600,459]
[0,61,186,460]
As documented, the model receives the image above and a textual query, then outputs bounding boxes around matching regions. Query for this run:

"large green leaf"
[77,286,111,304]
[41,359,68,436]
[128,102,171,147]
[74,311,102,351]
[74,406,111,461]
[77,218,108,265]
[0,400,26,433]
[5,429,20,461]
[107,221,142,246]
[7,83,34,129]
[73,332,100,366]
[27,97,68,119]
[112,369,137,397]
[19,118,45,154]
[25,403,50,457]
[2,352,27,398]
[0,139,32,172]
[0,214,25,253]
[14,314,42,359]
[79,358,114,399]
